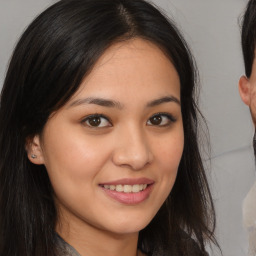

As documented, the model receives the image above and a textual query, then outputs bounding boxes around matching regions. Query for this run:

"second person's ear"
[239,75,251,106]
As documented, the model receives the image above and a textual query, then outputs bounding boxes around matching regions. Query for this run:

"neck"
[56,214,141,256]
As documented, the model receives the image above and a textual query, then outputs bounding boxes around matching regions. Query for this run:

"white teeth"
[116,185,123,192]
[132,184,140,193]
[103,184,148,193]
[110,185,115,190]
[124,185,132,193]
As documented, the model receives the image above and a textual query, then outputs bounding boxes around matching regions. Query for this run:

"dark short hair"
[0,0,217,255]
[241,0,256,77]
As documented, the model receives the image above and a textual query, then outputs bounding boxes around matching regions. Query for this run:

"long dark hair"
[241,0,256,78]
[0,0,217,255]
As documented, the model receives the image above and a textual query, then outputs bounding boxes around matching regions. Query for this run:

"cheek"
[154,127,184,181]
[158,126,184,163]
[42,133,113,213]
[149,129,184,213]
[42,128,113,184]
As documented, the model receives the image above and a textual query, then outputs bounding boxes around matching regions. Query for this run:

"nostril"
[112,151,152,170]
[111,133,153,170]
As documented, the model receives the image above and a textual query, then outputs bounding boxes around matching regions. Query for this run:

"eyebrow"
[68,95,180,109]
[69,97,123,109]
[146,96,180,107]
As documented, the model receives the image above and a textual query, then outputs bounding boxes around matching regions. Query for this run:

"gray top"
[55,234,81,256]
[54,232,207,256]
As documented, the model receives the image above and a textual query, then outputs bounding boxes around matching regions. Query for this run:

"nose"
[112,126,153,170]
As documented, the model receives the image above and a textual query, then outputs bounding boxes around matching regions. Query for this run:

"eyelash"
[147,112,176,127]
[81,114,112,128]
[81,112,176,128]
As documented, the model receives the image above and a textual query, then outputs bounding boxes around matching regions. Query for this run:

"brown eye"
[149,115,162,125]
[83,115,111,128]
[88,116,101,126]
[147,113,175,126]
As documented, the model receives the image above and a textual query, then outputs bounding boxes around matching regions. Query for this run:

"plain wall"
[0,0,253,255]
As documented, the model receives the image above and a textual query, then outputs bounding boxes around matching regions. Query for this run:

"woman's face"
[30,38,184,236]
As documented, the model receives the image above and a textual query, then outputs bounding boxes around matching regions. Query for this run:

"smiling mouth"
[101,184,148,193]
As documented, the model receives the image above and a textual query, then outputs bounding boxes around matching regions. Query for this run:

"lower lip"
[101,184,154,205]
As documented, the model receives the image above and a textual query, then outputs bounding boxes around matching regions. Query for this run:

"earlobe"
[25,135,45,165]
[239,75,251,106]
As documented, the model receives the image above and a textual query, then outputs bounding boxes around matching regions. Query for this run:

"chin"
[104,216,152,235]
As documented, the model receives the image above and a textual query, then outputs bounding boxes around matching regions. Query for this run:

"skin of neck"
[55,207,144,256]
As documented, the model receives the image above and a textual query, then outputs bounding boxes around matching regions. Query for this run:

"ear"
[25,135,45,165]
[239,75,251,106]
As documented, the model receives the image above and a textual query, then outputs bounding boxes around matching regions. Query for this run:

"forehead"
[71,38,180,103]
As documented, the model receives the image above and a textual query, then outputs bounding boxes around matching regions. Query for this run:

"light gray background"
[0,0,253,255]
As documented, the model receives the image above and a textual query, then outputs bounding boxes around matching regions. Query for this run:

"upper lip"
[99,178,154,186]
